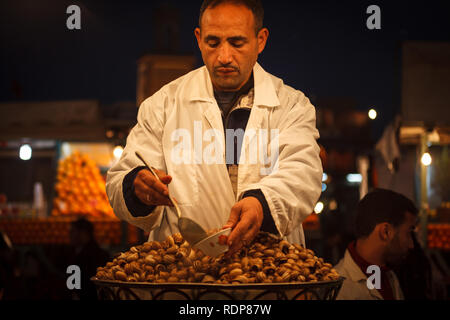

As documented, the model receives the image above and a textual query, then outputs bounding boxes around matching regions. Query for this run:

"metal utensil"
[135,151,208,245]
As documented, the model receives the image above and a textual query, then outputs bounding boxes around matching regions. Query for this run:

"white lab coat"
[106,63,322,245]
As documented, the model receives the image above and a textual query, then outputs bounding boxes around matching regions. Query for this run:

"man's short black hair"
[198,0,264,35]
[71,217,94,237]
[354,189,418,239]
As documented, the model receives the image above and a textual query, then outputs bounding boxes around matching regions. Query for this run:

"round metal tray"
[91,277,344,300]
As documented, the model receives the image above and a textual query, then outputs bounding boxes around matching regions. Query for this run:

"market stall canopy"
[0,100,113,141]
[402,41,450,127]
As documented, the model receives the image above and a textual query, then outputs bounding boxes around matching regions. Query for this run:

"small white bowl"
[193,228,232,258]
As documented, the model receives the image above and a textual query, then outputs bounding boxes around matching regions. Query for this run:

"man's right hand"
[134,168,174,207]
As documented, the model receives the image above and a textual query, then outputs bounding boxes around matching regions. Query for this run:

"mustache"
[214,65,239,72]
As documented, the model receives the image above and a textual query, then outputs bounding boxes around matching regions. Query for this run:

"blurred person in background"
[393,230,447,299]
[335,189,418,300]
[69,218,109,300]
[0,231,22,299]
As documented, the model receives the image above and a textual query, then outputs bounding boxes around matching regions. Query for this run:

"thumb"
[223,203,242,229]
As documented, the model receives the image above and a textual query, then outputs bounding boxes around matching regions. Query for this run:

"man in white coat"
[106,0,322,255]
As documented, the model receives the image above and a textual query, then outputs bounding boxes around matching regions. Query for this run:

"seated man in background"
[70,218,110,300]
[335,189,418,300]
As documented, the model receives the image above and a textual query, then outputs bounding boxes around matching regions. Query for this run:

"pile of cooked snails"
[95,232,339,284]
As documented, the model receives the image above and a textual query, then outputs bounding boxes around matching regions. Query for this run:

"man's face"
[195,3,268,91]
[384,211,417,266]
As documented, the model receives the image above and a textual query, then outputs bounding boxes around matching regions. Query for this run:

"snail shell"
[201,256,212,265]
[275,257,288,265]
[166,246,178,255]
[144,265,154,274]
[274,276,283,283]
[182,257,193,267]
[175,248,189,259]
[279,240,290,253]
[151,241,162,250]
[195,249,205,260]
[193,260,202,271]
[163,254,176,265]
[130,246,138,253]
[298,252,308,260]
[287,253,298,260]
[124,263,133,275]
[144,255,157,266]
[188,249,197,260]
[308,274,318,281]
[282,262,293,269]
[252,252,264,258]
[300,267,310,277]
[241,256,249,270]
[161,240,170,250]
[127,275,137,282]
[167,276,179,283]
[229,268,243,278]
[228,262,241,271]
[115,271,127,281]
[155,264,166,273]
[256,271,267,282]
[176,269,188,280]
[145,274,155,282]
[274,251,285,259]
[141,242,152,252]
[202,275,215,283]
[281,271,291,282]
[126,253,139,263]
[130,261,141,273]
[194,272,206,282]
[290,270,300,279]
[172,233,184,245]
[133,272,143,282]
[180,240,190,249]
[262,265,275,275]
[233,275,249,283]
[287,258,296,265]
[297,275,306,282]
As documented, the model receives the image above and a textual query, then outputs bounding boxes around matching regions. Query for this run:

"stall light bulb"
[329,199,338,211]
[314,202,324,214]
[322,183,327,192]
[322,173,328,182]
[346,173,362,183]
[20,144,32,160]
[113,146,124,159]
[421,152,432,166]
[368,109,377,120]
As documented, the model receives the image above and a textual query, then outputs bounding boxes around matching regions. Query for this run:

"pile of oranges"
[427,224,450,250]
[52,151,116,218]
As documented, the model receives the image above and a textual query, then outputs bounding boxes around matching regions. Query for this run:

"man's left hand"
[223,197,263,255]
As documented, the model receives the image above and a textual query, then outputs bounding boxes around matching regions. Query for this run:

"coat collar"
[342,249,368,283]
[188,62,280,108]
[342,249,384,300]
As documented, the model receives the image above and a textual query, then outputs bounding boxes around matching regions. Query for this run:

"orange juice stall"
[0,144,145,248]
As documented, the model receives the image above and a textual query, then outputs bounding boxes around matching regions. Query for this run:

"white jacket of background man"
[106,63,323,245]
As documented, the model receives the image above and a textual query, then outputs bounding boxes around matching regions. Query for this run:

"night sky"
[1,0,449,140]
